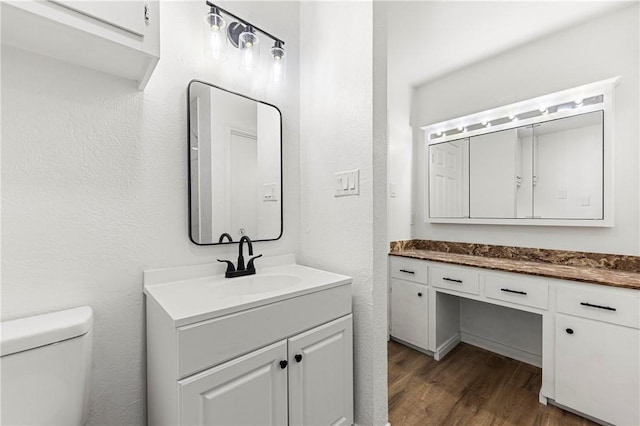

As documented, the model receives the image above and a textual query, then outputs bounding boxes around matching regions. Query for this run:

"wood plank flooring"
[388,340,597,426]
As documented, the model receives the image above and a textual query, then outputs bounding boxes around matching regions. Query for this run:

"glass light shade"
[239,30,259,49]
[204,11,225,31]
[269,43,286,85]
[239,30,260,71]
[204,11,227,60]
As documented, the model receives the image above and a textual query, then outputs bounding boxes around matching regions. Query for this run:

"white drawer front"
[484,273,549,310]
[556,284,640,329]
[177,285,352,379]
[389,257,428,284]
[430,265,479,295]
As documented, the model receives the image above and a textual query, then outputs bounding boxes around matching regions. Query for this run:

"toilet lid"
[0,306,93,357]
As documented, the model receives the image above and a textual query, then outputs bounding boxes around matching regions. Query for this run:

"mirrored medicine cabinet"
[424,78,617,227]
[188,80,283,245]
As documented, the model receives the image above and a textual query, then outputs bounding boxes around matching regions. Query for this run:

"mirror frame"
[186,79,284,245]
[420,77,618,228]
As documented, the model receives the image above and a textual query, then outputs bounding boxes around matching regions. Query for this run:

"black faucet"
[218,233,233,243]
[217,235,262,278]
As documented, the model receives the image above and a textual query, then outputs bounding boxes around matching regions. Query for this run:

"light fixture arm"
[205,1,285,46]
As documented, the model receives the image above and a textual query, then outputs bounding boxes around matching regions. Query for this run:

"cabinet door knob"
[279,360,288,369]
[417,292,423,297]
[566,328,574,335]
[295,354,303,363]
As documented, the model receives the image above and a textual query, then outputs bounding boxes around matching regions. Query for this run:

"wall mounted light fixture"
[204,1,286,83]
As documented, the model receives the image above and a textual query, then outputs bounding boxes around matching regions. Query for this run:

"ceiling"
[386,1,636,89]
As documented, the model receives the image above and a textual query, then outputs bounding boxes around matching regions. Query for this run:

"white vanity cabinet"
[1,0,160,89]
[389,258,429,350]
[179,316,353,426]
[389,253,640,425]
[554,283,640,426]
[144,261,354,426]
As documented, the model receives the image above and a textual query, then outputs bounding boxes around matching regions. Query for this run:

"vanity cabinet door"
[179,340,288,426]
[288,315,353,426]
[390,278,429,350]
[555,313,640,426]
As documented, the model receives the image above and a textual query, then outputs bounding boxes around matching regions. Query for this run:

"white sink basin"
[209,274,301,296]
[243,274,302,294]
[143,258,352,326]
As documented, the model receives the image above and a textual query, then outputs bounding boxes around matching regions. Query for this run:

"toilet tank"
[1,306,93,425]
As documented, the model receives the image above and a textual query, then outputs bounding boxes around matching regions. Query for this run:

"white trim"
[460,331,542,368]
[433,332,461,361]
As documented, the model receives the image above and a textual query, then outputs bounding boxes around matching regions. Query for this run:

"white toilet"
[1,306,93,425]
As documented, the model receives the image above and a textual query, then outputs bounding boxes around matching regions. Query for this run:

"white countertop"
[143,256,352,327]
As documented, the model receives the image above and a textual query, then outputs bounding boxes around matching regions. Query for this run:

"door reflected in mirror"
[428,138,469,218]
[188,81,282,245]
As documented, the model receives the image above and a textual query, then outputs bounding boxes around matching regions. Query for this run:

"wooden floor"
[388,340,597,426]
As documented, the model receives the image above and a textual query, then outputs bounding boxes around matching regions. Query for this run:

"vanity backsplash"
[390,240,640,273]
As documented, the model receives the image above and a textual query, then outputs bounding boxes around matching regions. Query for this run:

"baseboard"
[460,331,542,368]
[434,333,461,361]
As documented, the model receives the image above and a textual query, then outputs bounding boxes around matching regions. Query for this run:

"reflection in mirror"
[532,111,603,219]
[428,138,469,218]
[469,127,534,218]
[188,81,282,245]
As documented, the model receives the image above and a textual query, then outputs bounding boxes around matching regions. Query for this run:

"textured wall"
[299,2,388,425]
[1,2,300,424]
[410,5,639,255]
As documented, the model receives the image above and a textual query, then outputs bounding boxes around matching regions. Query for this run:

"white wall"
[299,1,388,424]
[411,4,639,255]
[0,2,300,424]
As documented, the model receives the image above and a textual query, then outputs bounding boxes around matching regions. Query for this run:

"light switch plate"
[335,169,360,197]
[262,183,278,202]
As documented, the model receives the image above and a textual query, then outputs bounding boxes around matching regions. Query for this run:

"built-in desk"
[389,242,640,426]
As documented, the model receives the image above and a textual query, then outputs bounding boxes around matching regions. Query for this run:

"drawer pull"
[399,269,415,274]
[294,354,303,363]
[580,302,616,312]
[442,277,463,283]
[501,288,527,295]
[417,292,423,297]
[566,328,574,335]
[279,360,288,369]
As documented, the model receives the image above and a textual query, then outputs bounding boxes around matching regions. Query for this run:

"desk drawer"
[430,265,479,295]
[390,257,428,284]
[484,273,549,310]
[556,284,640,329]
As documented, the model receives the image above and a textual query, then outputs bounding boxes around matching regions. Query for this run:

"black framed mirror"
[187,80,283,245]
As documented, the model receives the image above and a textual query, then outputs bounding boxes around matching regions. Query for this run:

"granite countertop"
[389,241,640,291]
